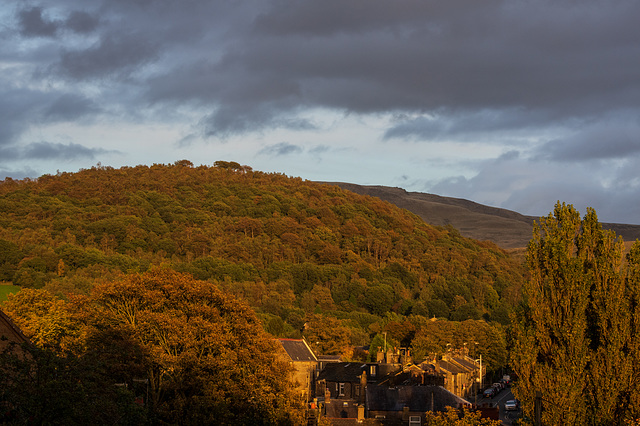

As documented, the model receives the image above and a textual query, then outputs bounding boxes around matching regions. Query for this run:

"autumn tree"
[423,406,502,425]
[511,203,640,425]
[91,268,300,425]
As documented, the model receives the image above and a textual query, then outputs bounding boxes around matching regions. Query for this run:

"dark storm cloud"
[140,0,640,139]
[7,0,640,137]
[244,0,640,116]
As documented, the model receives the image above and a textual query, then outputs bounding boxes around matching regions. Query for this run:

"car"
[483,387,496,398]
[504,399,520,411]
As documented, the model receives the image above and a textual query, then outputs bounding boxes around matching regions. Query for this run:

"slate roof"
[318,362,365,382]
[278,338,318,362]
[437,359,468,375]
[451,356,477,371]
[367,385,471,413]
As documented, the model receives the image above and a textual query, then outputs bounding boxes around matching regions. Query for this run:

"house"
[0,308,29,353]
[316,362,402,420]
[367,385,471,424]
[276,338,318,403]
[429,354,479,399]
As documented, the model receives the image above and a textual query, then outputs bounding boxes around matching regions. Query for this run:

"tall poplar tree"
[511,202,640,425]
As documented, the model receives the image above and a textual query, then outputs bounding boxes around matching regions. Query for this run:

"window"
[339,383,345,396]
[370,365,376,377]
[409,416,421,426]
[355,385,360,397]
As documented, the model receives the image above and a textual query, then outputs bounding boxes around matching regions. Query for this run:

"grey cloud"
[18,7,59,38]
[259,142,303,157]
[0,167,40,181]
[383,109,560,141]
[44,94,100,121]
[427,152,640,224]
[309,145,330,155]
[0,87,100,148]
[58,33,160,80]
[199,103,315,138]
[536,124,640,162]
[124,0,640,139]
[0,88,45,146]
[64,11,99,34]
[0,141,114,162]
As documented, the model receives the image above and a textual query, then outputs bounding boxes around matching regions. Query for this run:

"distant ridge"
[324,182,640,249]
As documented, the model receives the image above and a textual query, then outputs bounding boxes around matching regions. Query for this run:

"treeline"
[0,161,524,369]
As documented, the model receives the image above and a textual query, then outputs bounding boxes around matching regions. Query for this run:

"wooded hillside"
[0,161,524,365]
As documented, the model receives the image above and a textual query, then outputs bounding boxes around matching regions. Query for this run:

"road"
[475,386,521,425]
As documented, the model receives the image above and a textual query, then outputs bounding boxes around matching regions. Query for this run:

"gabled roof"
[437,359,469,375]
[450,356,477,371]
[277,338,317,362]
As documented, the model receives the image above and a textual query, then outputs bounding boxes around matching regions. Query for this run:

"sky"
[2,1,640,224]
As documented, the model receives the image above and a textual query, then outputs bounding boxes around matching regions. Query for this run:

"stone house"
[276,338,318,403]
[430,353,480,399]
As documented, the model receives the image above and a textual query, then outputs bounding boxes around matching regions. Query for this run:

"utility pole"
[479,355,483,392]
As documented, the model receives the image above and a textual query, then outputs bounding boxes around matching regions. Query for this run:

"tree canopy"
[2,269,300,425]
[510,202,640,425]
[0,162,524,367]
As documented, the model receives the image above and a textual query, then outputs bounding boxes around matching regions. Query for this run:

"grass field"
[0,285,20,302]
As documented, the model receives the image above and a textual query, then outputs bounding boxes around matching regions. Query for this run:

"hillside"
[327,183,640,249]
[0,161,524,366]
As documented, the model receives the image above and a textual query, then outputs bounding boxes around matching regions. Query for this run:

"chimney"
[402,406,410,421]
[359,371,367,404]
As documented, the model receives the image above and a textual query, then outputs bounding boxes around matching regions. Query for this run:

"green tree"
[511,203,640,425]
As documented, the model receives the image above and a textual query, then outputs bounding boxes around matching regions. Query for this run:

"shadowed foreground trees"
[1,269,300,425]
[511,203,640,425]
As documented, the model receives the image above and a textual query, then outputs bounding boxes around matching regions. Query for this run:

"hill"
[327,183,640,249]
[0,161,523,365]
